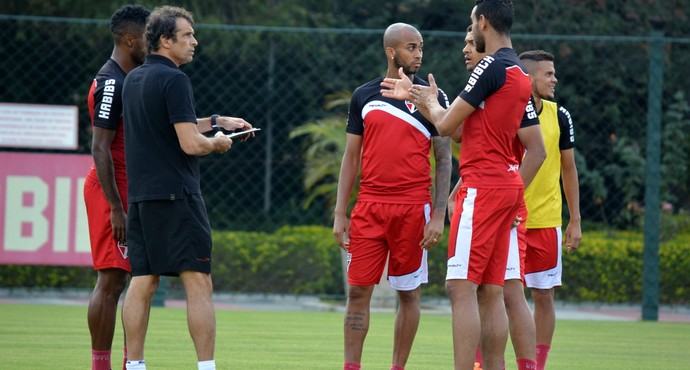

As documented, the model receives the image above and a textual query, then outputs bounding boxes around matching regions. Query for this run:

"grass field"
[1,303,689,369]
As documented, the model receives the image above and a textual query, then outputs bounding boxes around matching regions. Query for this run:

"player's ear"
[159,35,171,49]
[478,14,489,31]
[124,34,134,48]
[386,47,394,60]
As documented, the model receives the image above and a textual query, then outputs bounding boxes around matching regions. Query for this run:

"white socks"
[125,360,146,370]
[198,360,216,370]
[124,358,214,369]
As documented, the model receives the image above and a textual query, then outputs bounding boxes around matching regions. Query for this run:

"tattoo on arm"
[432,137,452,212]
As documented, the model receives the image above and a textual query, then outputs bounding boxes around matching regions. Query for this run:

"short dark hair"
[146,6,194,53]
[475,0,514,35]
[519,50,555,62]
[110,4,150,41]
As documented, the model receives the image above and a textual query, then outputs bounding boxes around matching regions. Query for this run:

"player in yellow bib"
[519,50,582,370]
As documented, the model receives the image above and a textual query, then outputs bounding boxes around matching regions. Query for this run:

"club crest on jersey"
[405,100,418,113]
[117,241,129,259]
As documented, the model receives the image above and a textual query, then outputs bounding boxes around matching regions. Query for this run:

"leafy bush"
[168,225,345,296]
[1,225,688,305]
[0,265,95,289]
[558,230,690,304]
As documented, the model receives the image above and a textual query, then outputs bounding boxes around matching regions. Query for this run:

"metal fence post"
[152,276,167,307]
[642,29,664,321]
[263,39,275,218]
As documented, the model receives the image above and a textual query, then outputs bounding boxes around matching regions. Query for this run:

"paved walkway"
[1,289,689,323]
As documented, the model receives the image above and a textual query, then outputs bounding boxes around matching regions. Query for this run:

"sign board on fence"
[0,103,79,150]
[0,152,93,266]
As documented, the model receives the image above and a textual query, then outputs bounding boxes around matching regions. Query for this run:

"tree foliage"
[4,1,689,38]
[2,0,689,227]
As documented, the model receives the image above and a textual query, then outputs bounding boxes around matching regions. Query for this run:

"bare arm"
[447,178,461,221]
[561,148,581,253]
[197,115,253,133]
[174,122,232,156]
[422,135,452,250]
[91,127,126,243]
[447,136,462,219]
[333,134,363,251]
[431,97,476,136]
[517,125,546,189]
[450,123,463,143]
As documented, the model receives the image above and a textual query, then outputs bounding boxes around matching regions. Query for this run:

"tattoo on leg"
[345,311,368,331]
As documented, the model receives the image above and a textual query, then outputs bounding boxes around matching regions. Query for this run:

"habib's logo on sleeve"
[97,79,117,119]
[464,55,495,93]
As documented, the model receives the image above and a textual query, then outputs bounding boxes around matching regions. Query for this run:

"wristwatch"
[211,114,220,131]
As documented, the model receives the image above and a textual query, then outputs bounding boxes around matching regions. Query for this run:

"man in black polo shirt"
[121,6,253,370]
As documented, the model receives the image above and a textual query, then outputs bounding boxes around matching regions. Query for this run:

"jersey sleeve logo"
[559,106,575,143]
[97,78,117,120]
[463,55,495,93]
[526,99,537,120]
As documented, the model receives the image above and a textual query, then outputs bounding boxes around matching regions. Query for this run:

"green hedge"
[561,231,690,304]
[1,226,688,305]
[166,225,345,296]
[0,265,94,289]
[427,229,690,304]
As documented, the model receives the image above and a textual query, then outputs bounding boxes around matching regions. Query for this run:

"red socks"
[92,350,111,370]
[122,346,128,370]
[391,366,404,370]
[475,346,483,365]
[517,358,537,370]
[536,344,551,370]
[473,350,505,370]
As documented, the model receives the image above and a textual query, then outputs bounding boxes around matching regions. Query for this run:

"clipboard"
[225,128,261,139]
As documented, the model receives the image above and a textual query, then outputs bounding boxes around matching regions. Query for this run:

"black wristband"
[210,114,220,131]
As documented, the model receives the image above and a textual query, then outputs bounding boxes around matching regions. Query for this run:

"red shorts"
[83,177,130,272]
[347,201,430,290]
[524,227,562,289]
[447,187,523,286]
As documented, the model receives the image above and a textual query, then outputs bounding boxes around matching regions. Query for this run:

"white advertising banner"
[0,103,79,150]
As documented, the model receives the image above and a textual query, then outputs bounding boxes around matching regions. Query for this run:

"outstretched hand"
[380,67,413,101]
[410,73,439,109]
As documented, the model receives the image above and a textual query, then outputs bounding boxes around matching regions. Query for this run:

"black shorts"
[127,194,213,277]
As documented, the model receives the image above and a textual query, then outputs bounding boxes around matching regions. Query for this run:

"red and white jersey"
[86,58,127,185]
[347,76,449,204]
[458,48,538,189]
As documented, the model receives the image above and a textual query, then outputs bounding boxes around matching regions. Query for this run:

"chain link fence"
[1,15,689,232]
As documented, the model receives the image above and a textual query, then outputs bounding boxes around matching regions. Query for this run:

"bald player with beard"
[333,22,452,370]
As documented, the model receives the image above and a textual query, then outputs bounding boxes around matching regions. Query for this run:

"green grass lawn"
[0,303,688,369]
